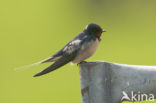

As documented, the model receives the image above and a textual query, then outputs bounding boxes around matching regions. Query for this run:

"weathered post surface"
[79,61,156,103]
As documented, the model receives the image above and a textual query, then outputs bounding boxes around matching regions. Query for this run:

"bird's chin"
[96,32,102,37]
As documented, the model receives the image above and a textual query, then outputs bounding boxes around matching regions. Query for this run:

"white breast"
[72,38,99,63]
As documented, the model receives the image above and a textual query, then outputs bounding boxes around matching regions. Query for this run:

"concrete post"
[79,61,156,103]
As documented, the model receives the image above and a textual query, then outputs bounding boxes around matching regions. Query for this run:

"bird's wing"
[33,36,83,77]
[40,33,87,64]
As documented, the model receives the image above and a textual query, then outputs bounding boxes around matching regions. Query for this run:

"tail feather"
[14,61,42,72]
[40,57,54,63]
[40,56,61,63]
[14,57,56,72]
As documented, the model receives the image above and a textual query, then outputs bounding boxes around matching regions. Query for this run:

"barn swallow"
[33,23,106,77]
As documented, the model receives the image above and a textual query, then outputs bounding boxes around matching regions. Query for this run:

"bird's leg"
[77,61,88,66]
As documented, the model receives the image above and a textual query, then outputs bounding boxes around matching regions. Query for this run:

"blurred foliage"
[0,0,156,103]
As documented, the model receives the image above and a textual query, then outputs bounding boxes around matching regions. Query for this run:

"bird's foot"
[77,61,88,66]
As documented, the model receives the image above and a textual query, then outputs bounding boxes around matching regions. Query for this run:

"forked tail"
[14,56,54,72]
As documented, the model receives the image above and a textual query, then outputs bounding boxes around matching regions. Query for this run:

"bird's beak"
[102,30,106,32]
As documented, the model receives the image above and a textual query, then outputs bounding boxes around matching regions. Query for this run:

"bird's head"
[84,23,106,37]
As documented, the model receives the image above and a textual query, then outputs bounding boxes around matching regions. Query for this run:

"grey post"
[79,61,156,103]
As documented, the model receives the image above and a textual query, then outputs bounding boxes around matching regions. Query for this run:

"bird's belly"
[72,39,99,63]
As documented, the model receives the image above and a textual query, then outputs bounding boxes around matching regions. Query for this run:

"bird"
[33,23,106,77]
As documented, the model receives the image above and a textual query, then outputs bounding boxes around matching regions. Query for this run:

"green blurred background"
[1,0,156,103]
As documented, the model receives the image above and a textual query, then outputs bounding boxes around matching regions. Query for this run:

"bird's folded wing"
[33,36,85,77]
